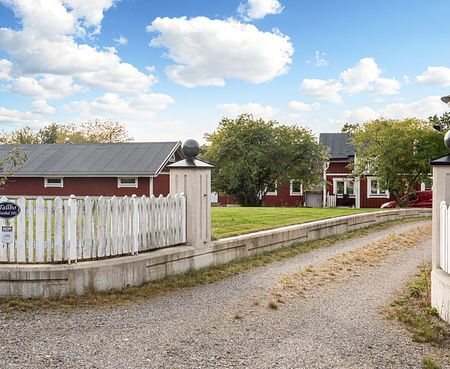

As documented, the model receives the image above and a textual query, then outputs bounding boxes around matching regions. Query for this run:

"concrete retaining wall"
[0,208,431,299]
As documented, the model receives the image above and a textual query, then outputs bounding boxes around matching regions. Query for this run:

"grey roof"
[0,142,181,177]
[319,133,355,160]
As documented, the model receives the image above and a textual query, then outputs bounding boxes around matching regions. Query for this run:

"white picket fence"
[0,194,186,264]
[439,201,450,274]
[326,193,337,208]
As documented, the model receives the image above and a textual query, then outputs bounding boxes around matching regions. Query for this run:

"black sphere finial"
[182,139,200,160]
[445,131,450,151]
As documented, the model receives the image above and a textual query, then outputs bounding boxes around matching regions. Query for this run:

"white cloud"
[0,0,154,97]
[237,0,284,20]
[66,92,175,121]
[340,57,400,95]
[31,99,55,114]
[0,106,44,126]
[372,77,401,95]
[312,50,328,68]
[114,35,128,46]
[63,0,115,34]
[217,102,279,120]
[380,95,447,120]
[0,59,12,80]
[8,75,82,99]
[288,100,320,111]
[148,16,293,87]
[340,96,448,125]
[300,58,400,103]
[343,106,380,122]
[416,66,450,87]
[300,79,343,103]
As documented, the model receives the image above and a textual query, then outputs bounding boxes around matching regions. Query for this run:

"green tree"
[201,114,327,206]
[0,126,39,144]
[2,120,133,144]
[80,119,132,143]
[351,118,447,207]
[428,112,450,131]
[0,146,28,186]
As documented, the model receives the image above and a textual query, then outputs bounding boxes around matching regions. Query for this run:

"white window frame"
[44,177,64,188]
[332,178,355,197]
[420,177,432,191]
[289,180,303,196]
[266,182,277,196]
[168,153,176,163]
[367,176,389,198]
[117,177,138,188]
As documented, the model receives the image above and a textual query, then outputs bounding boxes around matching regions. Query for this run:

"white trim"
[366,176,389,198]
[149,177,154,195]
[154,141,182,176]
[332,177,355,197]
[355,177,361,208]
[44,177,64,188]
[326,173,353,176]
[289,180,303,196]
[117,177,138,188]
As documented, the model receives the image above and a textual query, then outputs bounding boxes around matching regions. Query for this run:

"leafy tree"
[428,112,450,131]
[0,127,39,144]
[1,120,133,144]
[0,146,28,186]
[351,118,447,207]
[201,114,327,206]
[80,119,132,143]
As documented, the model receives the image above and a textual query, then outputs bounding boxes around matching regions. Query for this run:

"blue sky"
[0,0,449,142]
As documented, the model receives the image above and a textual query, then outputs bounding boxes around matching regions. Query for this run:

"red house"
[0,142,182,197]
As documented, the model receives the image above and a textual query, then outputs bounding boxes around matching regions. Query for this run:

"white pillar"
[168,140,214,249]
[431,157,450,324]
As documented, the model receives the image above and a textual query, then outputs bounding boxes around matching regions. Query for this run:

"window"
[367,177,389,198]
[168,153,176,163]
[118,177,138,188]
[333,178,354,196]
[44,177,63,188]
[290,180,303,196]
[266,182,277,196]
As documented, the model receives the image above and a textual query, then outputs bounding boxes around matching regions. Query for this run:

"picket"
[54,197,63,262]
[27,200,34,262]
[35,197,45,262]
[17,197,26,262]
[0,193,186,264]
[46,200,52,262]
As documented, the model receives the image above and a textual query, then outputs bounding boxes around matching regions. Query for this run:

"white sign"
[2,225,14,245]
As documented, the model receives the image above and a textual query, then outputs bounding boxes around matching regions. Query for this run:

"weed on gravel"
[0,218,428,314]
[384,265,450,348]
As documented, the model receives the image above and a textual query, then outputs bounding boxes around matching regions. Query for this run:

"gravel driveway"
[0,219,448,369]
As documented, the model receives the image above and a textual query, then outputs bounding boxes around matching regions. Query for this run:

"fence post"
[131,194,139,255]
[168,140,214,249]
[68,194,77,263]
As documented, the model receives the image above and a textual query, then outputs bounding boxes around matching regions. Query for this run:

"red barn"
[0,142,182,197]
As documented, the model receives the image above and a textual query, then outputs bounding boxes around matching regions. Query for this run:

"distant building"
[0,142,181,197]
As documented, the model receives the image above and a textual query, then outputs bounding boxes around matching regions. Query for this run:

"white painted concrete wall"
[0,208,430,299]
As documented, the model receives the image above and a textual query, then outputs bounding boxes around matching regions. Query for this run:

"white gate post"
[168,140,214,249]
[430,135,450,324]
[68,194,77,263]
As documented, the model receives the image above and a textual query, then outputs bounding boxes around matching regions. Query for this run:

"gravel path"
[1,219,448,369]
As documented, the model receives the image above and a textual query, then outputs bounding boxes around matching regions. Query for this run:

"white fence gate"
[326,193,337,208]
[0,194,186,264]
[439,201,450,274]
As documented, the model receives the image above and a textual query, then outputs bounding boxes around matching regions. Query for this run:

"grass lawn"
[211,207,383,239]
